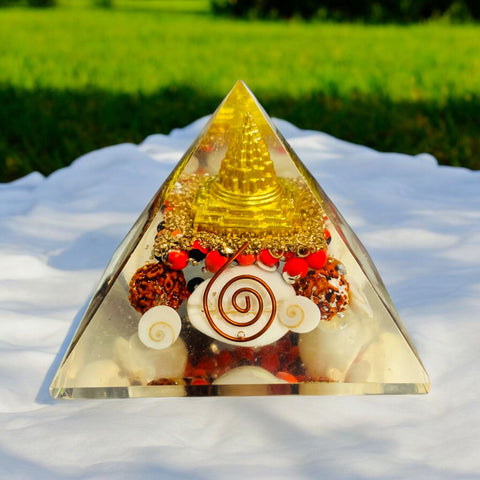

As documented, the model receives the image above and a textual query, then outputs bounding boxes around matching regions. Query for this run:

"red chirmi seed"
[306,249,327,269]
[258,249,279,267]
[191,239,208,254]
[167,250,189,270]
[325,229,331,244]
[205,250,228,273]
[237,253,256,266]
[283,257,309,278]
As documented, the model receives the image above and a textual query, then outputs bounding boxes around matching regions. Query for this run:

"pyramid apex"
[232,79,249,89]
[223,80,254,102]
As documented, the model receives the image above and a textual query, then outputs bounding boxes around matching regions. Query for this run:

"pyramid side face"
[50,81,429,399]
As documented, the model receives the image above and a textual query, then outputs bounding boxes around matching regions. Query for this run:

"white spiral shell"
[278,296,320,333]
[187,265,295,346]
[138,305,182,350]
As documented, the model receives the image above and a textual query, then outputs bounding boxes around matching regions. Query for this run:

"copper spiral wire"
[203,242,277,342]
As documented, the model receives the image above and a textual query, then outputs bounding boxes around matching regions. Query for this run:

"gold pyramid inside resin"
[194,113,299,235]
[50,81,430,399]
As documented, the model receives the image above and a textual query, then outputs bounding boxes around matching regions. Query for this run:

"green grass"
[1,0,479,182]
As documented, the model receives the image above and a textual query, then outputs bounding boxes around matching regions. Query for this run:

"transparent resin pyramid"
[50,81,430,399]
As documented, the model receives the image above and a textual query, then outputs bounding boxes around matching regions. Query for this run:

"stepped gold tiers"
[194,113,299,235]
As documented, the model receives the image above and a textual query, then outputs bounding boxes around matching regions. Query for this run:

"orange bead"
[258,249,279,267]
[325,229,331,245]
[205,250,228,273]
[191,378,209,386]
[283,257,309,278]
[276,371,298,383]
[275,372,298,383]
[306,249,327,269]
[167,250,189,270]
[237,253,256,266]
[191,239,208,254]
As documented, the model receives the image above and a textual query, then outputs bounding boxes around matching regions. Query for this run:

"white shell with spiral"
[138,305,182,350]
[187,265,295,346]
[278,296,320,333]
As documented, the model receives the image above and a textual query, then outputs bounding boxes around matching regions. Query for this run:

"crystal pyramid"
[50,81,430,398]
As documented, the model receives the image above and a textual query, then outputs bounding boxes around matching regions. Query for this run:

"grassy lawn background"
[1,0,479,182]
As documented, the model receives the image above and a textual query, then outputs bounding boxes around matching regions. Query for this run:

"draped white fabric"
[1,118,479,479]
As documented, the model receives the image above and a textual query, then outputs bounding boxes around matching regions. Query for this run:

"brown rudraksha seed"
[294,259,349,321]
[129,262,189,314]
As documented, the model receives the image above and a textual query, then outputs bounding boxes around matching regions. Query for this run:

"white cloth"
[1,117,479,479]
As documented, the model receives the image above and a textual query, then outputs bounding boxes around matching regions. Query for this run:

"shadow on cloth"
[36,297,90,404]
